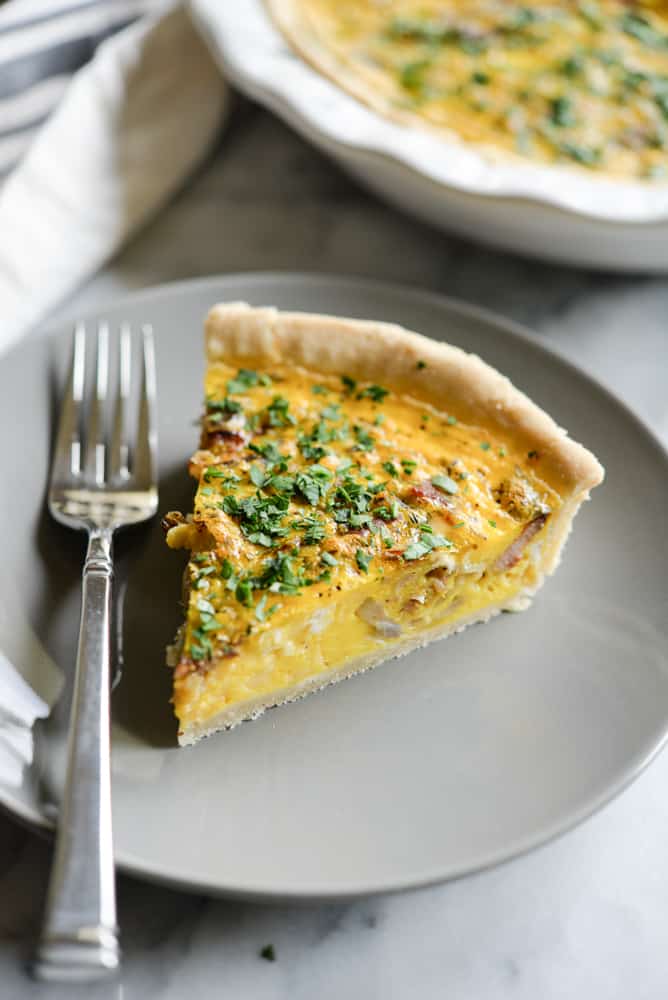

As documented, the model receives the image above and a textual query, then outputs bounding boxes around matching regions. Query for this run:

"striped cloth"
[0,0,228,783]
[0,0,228,349]
[0,0,164,180]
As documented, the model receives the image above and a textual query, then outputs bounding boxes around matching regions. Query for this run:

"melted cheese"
[277,0,668,179]
[168,360,561,730]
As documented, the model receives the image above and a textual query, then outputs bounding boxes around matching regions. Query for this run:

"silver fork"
[33,321,158,983]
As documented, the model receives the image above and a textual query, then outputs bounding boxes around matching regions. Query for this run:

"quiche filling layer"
[166,359,560,735]
[272,0,668,179]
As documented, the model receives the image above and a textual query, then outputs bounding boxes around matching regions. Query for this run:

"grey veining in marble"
[1,101,667,1000]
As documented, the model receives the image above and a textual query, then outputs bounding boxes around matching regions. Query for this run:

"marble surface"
[2,102,668,999]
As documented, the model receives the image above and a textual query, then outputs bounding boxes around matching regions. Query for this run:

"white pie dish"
[190,0,668,273]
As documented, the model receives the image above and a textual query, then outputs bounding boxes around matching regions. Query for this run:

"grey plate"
[2,273,667,901]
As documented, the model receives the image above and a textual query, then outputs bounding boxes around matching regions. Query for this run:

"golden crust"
[205,302,604,499]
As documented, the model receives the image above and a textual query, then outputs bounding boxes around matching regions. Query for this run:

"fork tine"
[83,322,109,485]
[51,323,86,483]
[110,323,131,481]
[131,325,157,488]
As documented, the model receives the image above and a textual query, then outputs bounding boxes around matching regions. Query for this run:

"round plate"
[191,0,668,272]
[2,273,667,901]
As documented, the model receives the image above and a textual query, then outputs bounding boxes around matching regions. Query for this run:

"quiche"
[164,303,603,746]
[268,0,668,179]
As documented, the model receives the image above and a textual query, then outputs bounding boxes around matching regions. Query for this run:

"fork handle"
[34,529,120,982]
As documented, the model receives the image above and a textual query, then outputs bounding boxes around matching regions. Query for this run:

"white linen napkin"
[0,0,228,787]
[0,0,228,354]
[0,651,49,788]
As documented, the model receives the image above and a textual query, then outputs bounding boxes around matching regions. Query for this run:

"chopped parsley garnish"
[375,498,399,522]
[293,514,327,544]
[203,466,227,482]
[329,474,377,527]
[383,461,398,476]
[559,142,601,166]
[389,16,452,43]
[374,414,385,426]
[560,55,584,78]
[357,384,389,403]
[403,526,454,561]
[312,384,329,395]
[227,369,272,394]
[432,474,459,495]
[221,559,234,579]
[268,473,296,495]
[353,426,375,451]
[222,492,291,546]
[488,519,497,529]
[620,10,667,48]
[266,395,295,427]
[249,464,266,488]
[235,578,254,607]
[254,595,280,622]
[400,59,431,92]
[400,458,417,474]
[549,95,577,128]
[356,549,372,573]
[298,438,328,462]
[259,944,276,962]
[295,465,333,505]
[341,375,357,394]
[249,441,285,466]
[321,404,341,421]
[206,396,242,416]
[298,417,348,460]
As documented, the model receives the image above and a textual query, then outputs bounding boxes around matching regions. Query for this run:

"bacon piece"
[188,440,244,478]
[199,429,248,452]
[161,510,185,533]
[494,514,548,572]
[405,481,455,509]
[174,646,239,680]
[174,658,197,680]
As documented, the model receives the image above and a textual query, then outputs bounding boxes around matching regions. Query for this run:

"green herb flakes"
[227,369,272,394]
[432,474,459,495]
[356,549,372,574]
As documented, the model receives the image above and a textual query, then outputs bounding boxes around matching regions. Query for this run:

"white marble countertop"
[2,103,668,1000]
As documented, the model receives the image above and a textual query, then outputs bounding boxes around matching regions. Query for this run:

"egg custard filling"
[164,304,603,745]
[268,0,668,179]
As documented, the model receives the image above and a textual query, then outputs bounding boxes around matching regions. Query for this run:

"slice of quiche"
[164,303,603,746]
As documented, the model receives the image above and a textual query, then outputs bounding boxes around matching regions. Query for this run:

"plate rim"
[190,0,668,225]
[3,269,668,901]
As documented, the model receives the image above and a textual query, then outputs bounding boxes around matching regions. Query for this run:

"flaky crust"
[205,302,604,498]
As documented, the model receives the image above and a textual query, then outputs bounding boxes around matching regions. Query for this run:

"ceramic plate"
[191,0,668,272]
[2,273,667,901]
